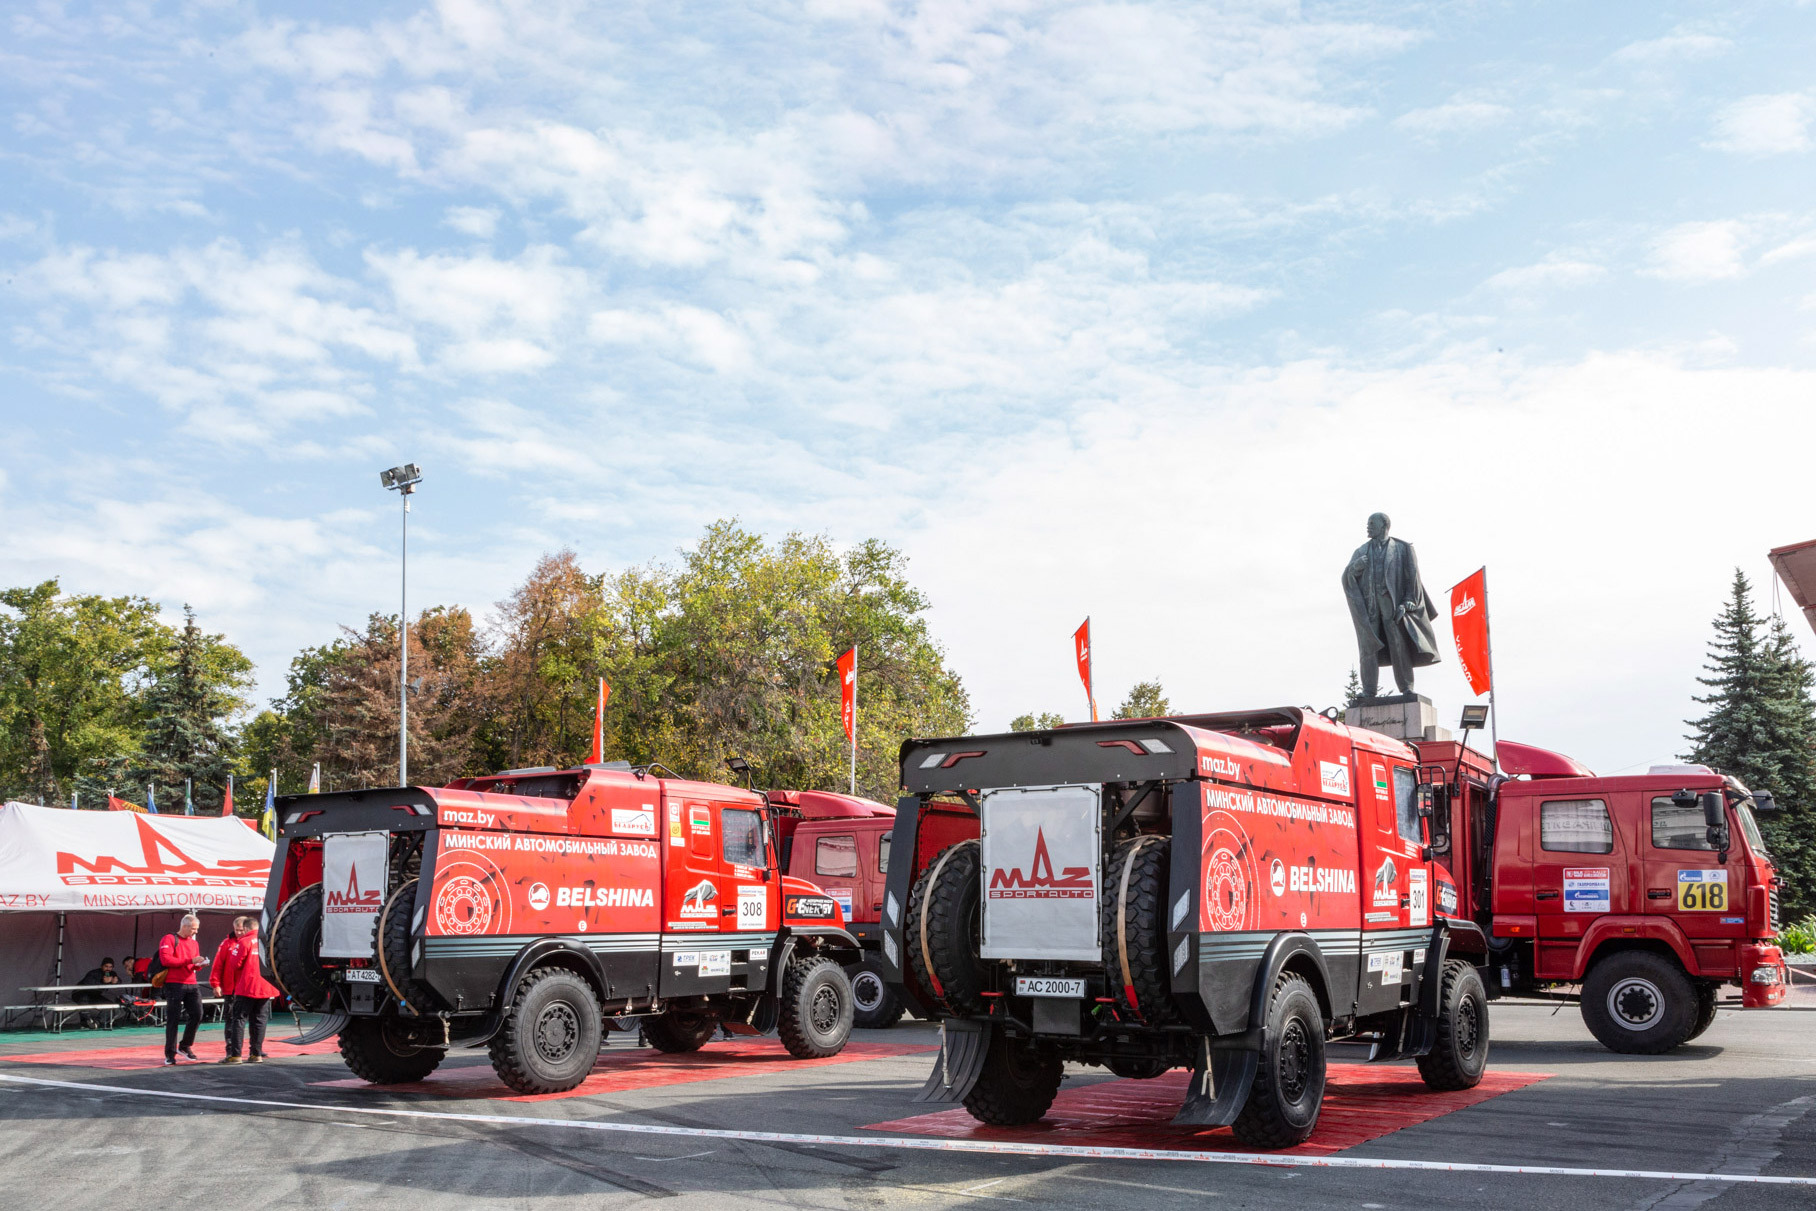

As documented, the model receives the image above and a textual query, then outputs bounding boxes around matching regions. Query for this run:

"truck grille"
[1770,887,1782,933]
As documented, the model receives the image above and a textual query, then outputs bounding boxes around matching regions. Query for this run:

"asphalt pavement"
[3,991,1814,1210]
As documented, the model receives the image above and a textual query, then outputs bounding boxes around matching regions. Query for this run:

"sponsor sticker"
[690,806,712,836]
[678,879,718,917]
[1563,867,1611,914]
[527,883,550,910]
[1372,763,1389,797]
[699,950,730,977]
[785,894,836,919]
[1269,859,1286,897]
[1408,868,1428,928]
[1677,869,1729,912]
[828,889,853,918]
[667,805,683,847]
[1372,856,1399,907]
[1320,760,1351,797]
[738,884,768,929]
[1368,951,1405,982]
[672,952,699,968]
[557,886,654,908]
[613,807,656,837]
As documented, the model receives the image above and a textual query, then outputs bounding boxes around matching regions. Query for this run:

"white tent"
[0,803,274,1006]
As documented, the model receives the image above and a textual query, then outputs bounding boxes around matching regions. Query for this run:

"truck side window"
[1540,799,1613,854]
[815,835,857,878]
[1651,797,1715,851]
[878,834,891,874]
[1393,766,1420,845]
[722,808,765,867]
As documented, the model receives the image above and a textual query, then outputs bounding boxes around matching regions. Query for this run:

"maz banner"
[0,802,271,912]
[320,831,388,956]
[979,784,1101,961]
[1449,568,1493,697]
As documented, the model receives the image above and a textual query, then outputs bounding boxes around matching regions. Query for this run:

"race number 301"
[1676,869,1728,912]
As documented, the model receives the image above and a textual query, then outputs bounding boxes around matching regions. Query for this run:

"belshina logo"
[1454,592,1477,618]
[988,828,1094,900]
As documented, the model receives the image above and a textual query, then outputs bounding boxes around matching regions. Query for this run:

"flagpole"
[849,644,858,797]
[1484,567,1498,758]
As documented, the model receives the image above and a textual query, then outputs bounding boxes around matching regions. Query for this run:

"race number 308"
[1677,869,1728,912]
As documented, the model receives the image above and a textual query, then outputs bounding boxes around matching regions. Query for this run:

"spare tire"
[906,839,989,1016]
[270,883,332,1011]
[375,878,443,1015]
[1101,836,1177,1024]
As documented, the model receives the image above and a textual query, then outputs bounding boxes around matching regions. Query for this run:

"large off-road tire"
[375,878,442,1015]
[270,883,333,1012]
[339,1016,444,1085]
[1687,982,1719,1041]
[963,1034,1064,1126]
[906,839,989,1016]
[1101,836,1177,1025]
[1580,950,1697,1055]
[1416,960,1489,1091]
[1232,972,1327,1149]
[640,1010,719,1053]
[488,968,603,1094]
[779,956,854,1058]
[848,957,905,1029]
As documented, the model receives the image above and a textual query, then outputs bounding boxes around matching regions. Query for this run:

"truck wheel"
[1687,983,1719,1041]
[906,839,989,1016]
[1232,972,1326,1149]
[339,1016,443,1084]
[1101,836,1177,1025]
[375,878,442,1014]
[1580,951,1696,1054]
[849,958,905,1029]
[1416,960,1489,1091]
[488,968,603,1094]
[963,1034,1064,1126]
[779,956,854,1058]
[270,883,333,1012]
[640,1010,719,1053]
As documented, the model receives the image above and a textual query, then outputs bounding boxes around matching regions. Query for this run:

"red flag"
[221,776,234,817]
[1450,568,1493,696]
[837,647,857,741]
[1073,618,1097,721]
[588,678,611,764]
[108,795,145,814]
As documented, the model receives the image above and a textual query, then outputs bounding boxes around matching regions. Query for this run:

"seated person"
[72,958,122,1028]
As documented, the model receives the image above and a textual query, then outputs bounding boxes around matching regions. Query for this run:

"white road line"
[1,1072,1812,1187]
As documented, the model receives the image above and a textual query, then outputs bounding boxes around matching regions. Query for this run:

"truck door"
[1530,794,1629,979]
[1641,790,1744,978]
[1357,755,1428,1016]
[661,794,774,998]
[809,829,859,922]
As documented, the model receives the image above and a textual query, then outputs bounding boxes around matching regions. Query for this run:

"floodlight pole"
[399,484,409,788]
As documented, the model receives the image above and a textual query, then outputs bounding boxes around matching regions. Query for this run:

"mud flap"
[1400,925,1452,1059]
[914,1020,992,1103]
[1172,1036,1258,1127]
[281,1009,349,1046]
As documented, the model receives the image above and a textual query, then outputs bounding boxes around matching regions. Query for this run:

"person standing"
[158,914,209,1065]
[211,916,279,1064]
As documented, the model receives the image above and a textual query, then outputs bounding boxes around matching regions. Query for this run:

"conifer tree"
[1759,613,1816,915]
[137,606,251,812]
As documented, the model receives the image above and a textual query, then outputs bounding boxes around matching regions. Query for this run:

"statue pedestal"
[1345,694,1452,744]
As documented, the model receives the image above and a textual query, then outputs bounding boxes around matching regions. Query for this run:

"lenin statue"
[1341,513,1441,697]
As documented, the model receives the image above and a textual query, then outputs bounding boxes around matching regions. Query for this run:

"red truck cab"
[1412,738,1787,1053]
[768,789,903,1026]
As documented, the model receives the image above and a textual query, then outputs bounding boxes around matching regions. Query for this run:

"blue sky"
[3,1,1814,773]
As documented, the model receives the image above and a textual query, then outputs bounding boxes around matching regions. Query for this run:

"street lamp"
[379,463,422,787]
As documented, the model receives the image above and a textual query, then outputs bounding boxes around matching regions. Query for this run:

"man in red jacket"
[158,914,208,1065]
[211,916,280,1064]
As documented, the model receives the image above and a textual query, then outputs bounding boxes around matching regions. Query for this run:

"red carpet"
[3,1038,342,1070]
[865,1063,1550,1155]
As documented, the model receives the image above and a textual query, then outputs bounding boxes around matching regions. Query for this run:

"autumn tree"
[1009,712,1066,731]
[1113,679,1171,719]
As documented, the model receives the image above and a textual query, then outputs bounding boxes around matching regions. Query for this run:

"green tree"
[135,605,253,813]
[1112,679,1170,719]
[1010,712,1066,731]
[0,580,166,804]
[1682,570,1816,915]
[1342,668,1364,710]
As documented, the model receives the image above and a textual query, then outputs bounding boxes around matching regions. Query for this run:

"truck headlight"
[1750,967,1782,985]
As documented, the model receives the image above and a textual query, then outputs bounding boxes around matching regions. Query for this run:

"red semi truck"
[879,708,1491,1148]
[1417,736,1788,1052]
[263,764,862,1093]
[768,790,904,1026]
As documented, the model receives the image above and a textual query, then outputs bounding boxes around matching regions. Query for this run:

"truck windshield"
[1735,802,1768,856]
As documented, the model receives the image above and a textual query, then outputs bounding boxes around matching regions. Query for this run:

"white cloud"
[1707,92,1815,156]
[1484,256,1606,293]
[1393,98,1511,137]
[1644,220,1752,281]
[365,244,588,371]
[443,206,501,238]
[1611,30,1731,63]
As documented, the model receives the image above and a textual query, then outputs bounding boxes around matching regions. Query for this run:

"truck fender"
[1574,917,1696,981]
[767,927,862,998]
[489,938,612,1027]
[1247,932,1334,1036]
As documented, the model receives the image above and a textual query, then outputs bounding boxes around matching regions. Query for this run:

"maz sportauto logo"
[1453,592,1477,618]
[988,828,1094,900]
[324,865,383,914]
[54,815,268,887]
[679,879,718,916]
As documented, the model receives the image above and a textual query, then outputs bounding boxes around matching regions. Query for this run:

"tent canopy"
[1769,538,1816,638]
[0,802,273,914]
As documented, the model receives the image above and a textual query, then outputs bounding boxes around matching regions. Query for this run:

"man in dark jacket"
[1341,512,1441,698]
[72,958,121,1028]
[159,914,209,1064]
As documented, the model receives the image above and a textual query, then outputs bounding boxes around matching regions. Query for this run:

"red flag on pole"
[1449,568,1493,696]
[1073,618,1098,722]
[588,677,611,764]
[108,795,145,813]
[221,775,234,817]
[837,647,857,741]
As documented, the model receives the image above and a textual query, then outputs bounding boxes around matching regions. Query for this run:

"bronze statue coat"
[1341,536,1441,670]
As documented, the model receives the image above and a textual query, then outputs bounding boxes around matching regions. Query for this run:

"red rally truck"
[878,707,1491,1149]
[768,789,905,1027]
[263,764,861,1093]
[1414,736,1788,1052]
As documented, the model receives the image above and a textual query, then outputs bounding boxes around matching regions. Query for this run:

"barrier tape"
[2,1071,1813,1186]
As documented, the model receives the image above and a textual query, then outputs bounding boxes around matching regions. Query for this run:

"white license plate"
[1015,977,1086,999]
[343,968,382,984]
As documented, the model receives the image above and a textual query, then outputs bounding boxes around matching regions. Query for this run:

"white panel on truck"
[979,784,1101,962]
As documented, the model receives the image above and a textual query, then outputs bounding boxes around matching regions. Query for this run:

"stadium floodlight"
[381,464,424,786]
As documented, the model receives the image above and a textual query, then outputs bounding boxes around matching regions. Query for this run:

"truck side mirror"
[1752,791,1777,812]
[1700,790,1729,854]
